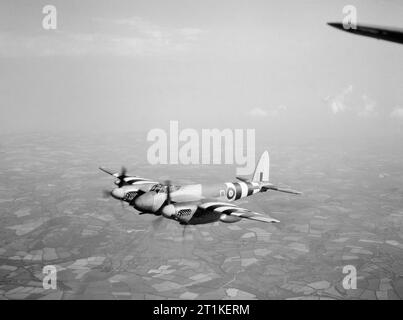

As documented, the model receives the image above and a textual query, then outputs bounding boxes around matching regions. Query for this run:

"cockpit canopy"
[150,184,165,193]
[150,183,180,193]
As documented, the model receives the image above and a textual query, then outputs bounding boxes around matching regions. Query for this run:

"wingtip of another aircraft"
[327,22,342,28]
[327,22,349,33]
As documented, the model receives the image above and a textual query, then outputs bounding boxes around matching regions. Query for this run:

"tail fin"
[252,151,270,182]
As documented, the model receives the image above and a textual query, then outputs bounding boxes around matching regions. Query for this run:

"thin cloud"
[0,16,205,58]
[248,105,287,117]
[248,108,268,117]
[179,28,205,41]
[324,85,353,114]
[325,86,378,118]
[358,94,378,118]
[93,17,204,40]
[390,107,403,119]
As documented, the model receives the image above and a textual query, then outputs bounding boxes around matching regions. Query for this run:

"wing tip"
[99,167,115,176]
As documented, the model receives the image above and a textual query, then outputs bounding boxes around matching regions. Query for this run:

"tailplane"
[251,151,302,195]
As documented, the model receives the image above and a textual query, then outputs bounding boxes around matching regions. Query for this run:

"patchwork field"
[0,132,402,300]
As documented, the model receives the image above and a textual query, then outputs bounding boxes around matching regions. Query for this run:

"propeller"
[182,223,187,239]
[99,166,128,187]
[165,180,172,204]
[102,189,111,198]
[102,189,125,209]
[99,167,128,211]
[116,166,128,188]
[159,180,176,219]
[152,215,164,231]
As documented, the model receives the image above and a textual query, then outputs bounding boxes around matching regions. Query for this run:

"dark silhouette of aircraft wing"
[328,22,403,45]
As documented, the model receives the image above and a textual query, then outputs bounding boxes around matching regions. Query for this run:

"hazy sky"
[0,0,402,139]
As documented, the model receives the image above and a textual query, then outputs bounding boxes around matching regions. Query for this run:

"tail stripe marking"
[246,182,254,196]
[239,181,249,198]
[233,182,243,200]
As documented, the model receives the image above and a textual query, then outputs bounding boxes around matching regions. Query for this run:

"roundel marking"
[225,183,236,201]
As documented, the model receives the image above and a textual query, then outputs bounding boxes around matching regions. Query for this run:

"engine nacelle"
[219,214,242,223]
[162,203,197,222]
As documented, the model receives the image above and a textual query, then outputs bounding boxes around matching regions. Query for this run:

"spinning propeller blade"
[182,224,187,239]
[152,216,164,231]
[164,180,172,205]
[102,189,111,198]
[117,166,127,187]
[102,189,125,209]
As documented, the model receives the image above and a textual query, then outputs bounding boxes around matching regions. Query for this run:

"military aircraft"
[327,22,403,45]
[100,151,301,226]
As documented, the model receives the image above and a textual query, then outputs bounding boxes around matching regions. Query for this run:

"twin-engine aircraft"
[100,151,301,226]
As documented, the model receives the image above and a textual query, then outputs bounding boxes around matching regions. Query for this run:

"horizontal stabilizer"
[261,184,302,195]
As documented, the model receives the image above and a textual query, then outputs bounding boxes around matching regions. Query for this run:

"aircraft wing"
[99,167,120,177]
[198,200,280,223]
[328,22,403,45]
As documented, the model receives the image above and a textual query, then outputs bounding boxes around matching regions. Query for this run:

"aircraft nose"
[133,193,154,212]
[111,188,125,200]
